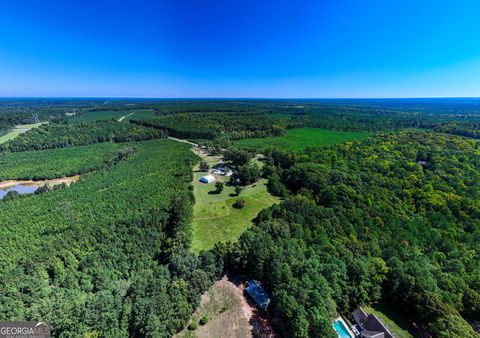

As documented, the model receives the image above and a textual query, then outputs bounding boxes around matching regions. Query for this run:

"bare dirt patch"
[175,273,279,338]
[0,175,80,190]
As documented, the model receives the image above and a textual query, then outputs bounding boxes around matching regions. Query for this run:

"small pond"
[0,184,39,199]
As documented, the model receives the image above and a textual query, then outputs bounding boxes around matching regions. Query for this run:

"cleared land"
[72,109,155,122]
[190,149,279,253]
[174,274,277,338]
[233,127,374,151]
[362,305,414,338]
[118,112,135,122]
[0,123,45,144]
[0,175,79,190]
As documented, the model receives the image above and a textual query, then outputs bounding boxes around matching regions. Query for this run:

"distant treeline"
[131,112,288,141]
[10,98,480,141]
[0,121,165,152]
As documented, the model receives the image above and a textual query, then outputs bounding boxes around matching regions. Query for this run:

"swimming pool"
[332,319,353,338]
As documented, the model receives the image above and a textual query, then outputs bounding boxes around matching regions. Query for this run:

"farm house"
[199,174,216,183]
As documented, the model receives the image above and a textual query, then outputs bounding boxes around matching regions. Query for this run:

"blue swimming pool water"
[332,320,353,338]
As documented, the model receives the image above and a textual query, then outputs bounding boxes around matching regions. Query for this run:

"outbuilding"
[245,280,270,311]
[199,174,216,184]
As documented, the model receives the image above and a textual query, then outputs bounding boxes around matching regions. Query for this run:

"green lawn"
[0,123,46,144]
[233,127,374,151]
[191,151,279,253]
[362,305,414,338]
[72,109,155,123]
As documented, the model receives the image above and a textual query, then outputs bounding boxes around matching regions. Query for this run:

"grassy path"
[168,136,198,146]
[118,112,134,122]
[0,123,46,144]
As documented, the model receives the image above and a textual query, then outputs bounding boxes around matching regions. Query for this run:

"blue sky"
[0,0,479,98]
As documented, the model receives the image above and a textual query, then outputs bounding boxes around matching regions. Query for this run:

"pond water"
[0,183,39,199]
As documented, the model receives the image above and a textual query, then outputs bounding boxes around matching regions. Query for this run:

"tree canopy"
[222,131,480,337]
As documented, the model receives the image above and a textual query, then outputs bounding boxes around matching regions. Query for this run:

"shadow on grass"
[370,303,419,337]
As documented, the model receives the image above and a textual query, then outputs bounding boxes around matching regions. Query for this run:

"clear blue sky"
[0,0,479,98]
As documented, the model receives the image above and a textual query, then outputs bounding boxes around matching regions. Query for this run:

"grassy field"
[72,109,155,122]
[362,305,414,338]
[233,127,374,151]
[191,150,279,253]
[0,123,45,144]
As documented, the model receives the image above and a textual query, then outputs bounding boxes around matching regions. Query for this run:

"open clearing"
[190,148,279,253]
[174,274,278,338]
[233,127,374,151]
[72,109,155,122]
[0,123,45,144]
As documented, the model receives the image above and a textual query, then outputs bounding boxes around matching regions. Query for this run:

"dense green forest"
[123,99,480,146]
[0,102,70,136]
[220,131,480,337]
[0,121,164,152]
[3,97,478,141]
[0,139,222,337]
[0,99,479,337]
[131,112,288,141]
[0,142,129,180]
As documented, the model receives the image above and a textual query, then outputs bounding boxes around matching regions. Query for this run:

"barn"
[199,174,216,183]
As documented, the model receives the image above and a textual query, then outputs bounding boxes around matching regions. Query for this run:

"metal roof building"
[245,280,270,311]
[199,174,216,183]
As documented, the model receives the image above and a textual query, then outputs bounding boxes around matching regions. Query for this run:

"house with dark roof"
[245,280,270,311]
[352,307,395,338]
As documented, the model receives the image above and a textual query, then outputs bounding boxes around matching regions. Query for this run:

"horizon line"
[0,96,480,100]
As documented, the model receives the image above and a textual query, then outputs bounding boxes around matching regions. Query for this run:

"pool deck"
[334,316,356,338]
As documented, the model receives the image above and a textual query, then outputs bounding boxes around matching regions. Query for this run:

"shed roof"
[199,174,216,183]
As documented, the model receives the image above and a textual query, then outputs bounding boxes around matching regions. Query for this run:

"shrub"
[237,163,261,185]
[199,160,210,172]
[215,181,224,194]
[199,316,209,326]
[188,322,198,331]
[267,174,288,197]
[233,198,245,209]
[234,185,243,196]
